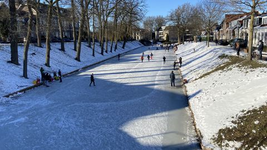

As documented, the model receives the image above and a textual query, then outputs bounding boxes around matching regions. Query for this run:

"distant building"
[154,26,177,42]
[0,2,78,42]
[217,12,267,47]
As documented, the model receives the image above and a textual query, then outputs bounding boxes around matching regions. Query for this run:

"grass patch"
[196,54,267,80]
[212,104,267,149]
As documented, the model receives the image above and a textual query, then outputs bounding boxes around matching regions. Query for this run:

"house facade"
[218,14,247,41]
[253,14,267,46]
[215,13,267,47]
[0,2,77,42]
[154,26,177,42]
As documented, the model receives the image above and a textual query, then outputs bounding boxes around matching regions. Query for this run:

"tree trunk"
[76,0,85,61]
[92,0,95,57]
[98,0,104,55]
[177,28,181,45]
[105,24,108,53]
[86,14,91,48]
[122,36,127,49]
[56,1,65,51]
[9,0,19,65]
[45,1,53,67]
[100,27,104,55]
[71,0,77,51]
[113,0,117,51]
[207,31,210,47]
[248,0,256,61]
[122,25,128,49]
[110,34,114,52]
[23,1,33,78]
[35,0,42,47]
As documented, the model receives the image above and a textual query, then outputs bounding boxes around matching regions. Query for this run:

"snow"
[0,41,142,97]
[1,40,266,149]
[176,42,267,149]
[0,42,199,149]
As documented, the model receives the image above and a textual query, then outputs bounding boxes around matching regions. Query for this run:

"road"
[0,46,200,150]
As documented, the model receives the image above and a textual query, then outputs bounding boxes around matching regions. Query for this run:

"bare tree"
[103,0,118,53]
[188,5,203,37]
[33,0,42,47]
[56,0,65,51]
[200,0,223,47]
[94,0,104,55]
[154,16,165,30]
[213,0,267,60]
[169,3,194,44]
[45,0,60,67]
[76,0,90,61]
[9,0,19,65]
[71,0,77,51]
[85,0,92,48]
[121,0,145,49]
[143,16,154,40]
[92,0,96,56]
[23,0,33,78]
[0,4,10,42]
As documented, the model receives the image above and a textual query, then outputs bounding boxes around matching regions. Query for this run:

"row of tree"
[143,0,267,61]
[4,0,145,78]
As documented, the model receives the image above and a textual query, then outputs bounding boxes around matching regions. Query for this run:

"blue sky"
[145,0,200,17]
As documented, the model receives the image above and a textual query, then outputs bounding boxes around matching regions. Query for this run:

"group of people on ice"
[141,52,153,62]
[40,67,62,87]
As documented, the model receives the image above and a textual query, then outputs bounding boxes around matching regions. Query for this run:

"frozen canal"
[0,46,200,150]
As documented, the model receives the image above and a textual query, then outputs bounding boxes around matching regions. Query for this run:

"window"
[259,18,262,25]
[262,18,267,25]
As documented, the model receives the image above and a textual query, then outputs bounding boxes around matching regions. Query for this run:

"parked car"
[218,39,229,45]
[229,38,247,49]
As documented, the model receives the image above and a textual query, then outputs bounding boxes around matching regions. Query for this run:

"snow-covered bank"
[0,41,142,97]
[176,42,267,149]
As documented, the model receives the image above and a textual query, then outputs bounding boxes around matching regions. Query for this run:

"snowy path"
[0,47,199,150]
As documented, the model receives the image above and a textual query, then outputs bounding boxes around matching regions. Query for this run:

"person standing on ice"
[90,73,96,86]
[147,55,150,61]
[179,57,182,67]
[170,71,175,86]
[40,67,44,79]
[173,61,177,70]
[58,69,62,82]
[141,55,144,62]
[258,40,264,60]
[163,56,166,64]
[150,53,153,59]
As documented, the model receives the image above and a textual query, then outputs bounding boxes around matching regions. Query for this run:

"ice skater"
[163,56,166,64]
[179,57,182,67]
[147,55,150,61]
[58,69,62,82]
[90,73,96,86]
[150,53,153,59]
[141,55,144,62]
[170,71,175,87]
[173,61,177,70]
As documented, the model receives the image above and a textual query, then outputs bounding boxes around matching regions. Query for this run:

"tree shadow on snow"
[0,47,201,150]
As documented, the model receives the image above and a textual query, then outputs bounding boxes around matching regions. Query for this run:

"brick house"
[0,2,77,42]
[218,14,247,41]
